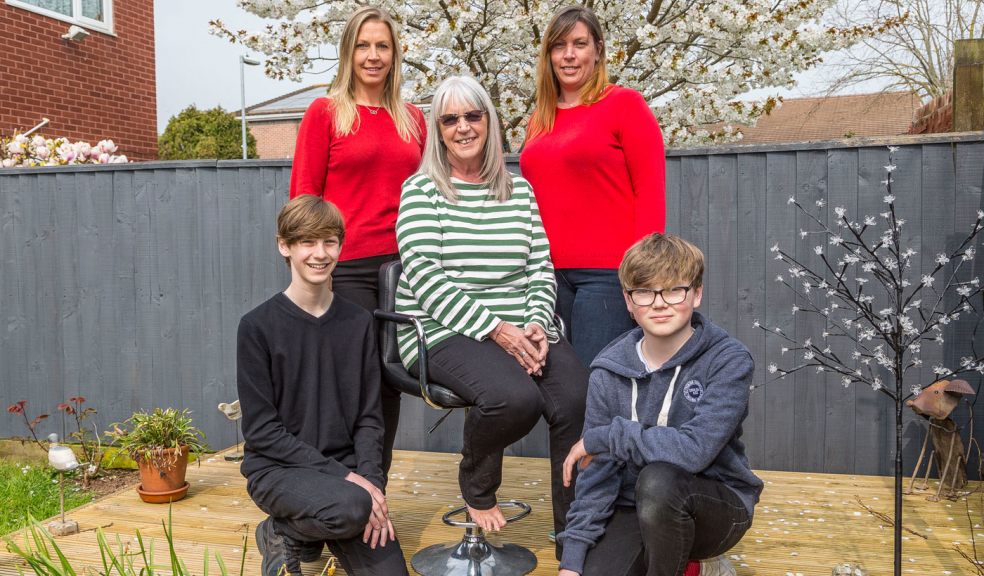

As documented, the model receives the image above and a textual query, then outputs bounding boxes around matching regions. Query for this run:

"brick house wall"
[908,92,953,135]
[0,1,157,160]
[250,120,298,159]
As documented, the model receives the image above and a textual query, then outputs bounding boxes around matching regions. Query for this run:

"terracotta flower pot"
[136,446,190,503]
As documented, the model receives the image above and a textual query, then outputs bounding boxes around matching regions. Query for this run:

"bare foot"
[466,504,506,532]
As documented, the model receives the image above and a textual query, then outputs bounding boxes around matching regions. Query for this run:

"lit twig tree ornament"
[755,146,984,576]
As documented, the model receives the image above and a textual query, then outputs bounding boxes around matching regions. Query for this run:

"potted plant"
[106,408,208,503]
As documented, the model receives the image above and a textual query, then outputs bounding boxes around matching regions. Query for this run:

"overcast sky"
[154,2,872,134]
[154,0,326,132]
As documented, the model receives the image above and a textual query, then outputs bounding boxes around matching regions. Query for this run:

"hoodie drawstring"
[657,366,681,427]
[630,365,681,426]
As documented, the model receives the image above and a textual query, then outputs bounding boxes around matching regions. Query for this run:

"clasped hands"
[345,472,395,549]
[490,321,548,375]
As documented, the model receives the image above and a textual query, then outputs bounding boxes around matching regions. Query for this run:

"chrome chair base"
[411,502,537,576]
[411,532,537,576]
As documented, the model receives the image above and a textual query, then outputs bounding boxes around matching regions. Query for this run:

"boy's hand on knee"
[559,570,580,576]
[562,439,594,487]
[363,516,396,549]
[345,472,395,548]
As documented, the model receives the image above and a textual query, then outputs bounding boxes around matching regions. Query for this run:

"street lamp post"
[240,55,261,160]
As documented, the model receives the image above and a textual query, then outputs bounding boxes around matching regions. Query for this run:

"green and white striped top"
[395,173,558,369]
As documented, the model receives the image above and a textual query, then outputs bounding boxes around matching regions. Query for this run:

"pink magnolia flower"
[35,145,50,159]
[97,152,110,164]
[97,139,117,153]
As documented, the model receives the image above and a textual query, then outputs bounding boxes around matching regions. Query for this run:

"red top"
[519,85,666,269]
[290,98,426,261]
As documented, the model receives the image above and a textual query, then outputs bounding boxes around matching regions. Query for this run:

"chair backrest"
[377,260,404,367]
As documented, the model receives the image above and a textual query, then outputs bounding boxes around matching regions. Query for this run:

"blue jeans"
[555,269,636,366]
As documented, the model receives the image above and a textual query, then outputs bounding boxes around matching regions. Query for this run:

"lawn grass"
[0,457,94,536]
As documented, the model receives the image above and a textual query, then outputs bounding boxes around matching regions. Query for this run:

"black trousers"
[247,466,409,575]
[410,335,588,538]
[581,462,752,576]
[332,253,402,479]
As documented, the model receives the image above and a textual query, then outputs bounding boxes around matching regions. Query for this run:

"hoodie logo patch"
[683,380,704,403]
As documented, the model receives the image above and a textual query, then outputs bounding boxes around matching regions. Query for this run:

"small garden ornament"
[46,433,80,536]
[217,399,244,462]
[905,378,976,500]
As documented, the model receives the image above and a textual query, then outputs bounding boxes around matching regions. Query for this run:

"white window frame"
[6,0,114,35]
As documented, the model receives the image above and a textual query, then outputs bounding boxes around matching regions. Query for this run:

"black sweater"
[237,292,385,489]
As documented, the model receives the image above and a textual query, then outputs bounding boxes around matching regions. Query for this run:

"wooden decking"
[1,448,981,575]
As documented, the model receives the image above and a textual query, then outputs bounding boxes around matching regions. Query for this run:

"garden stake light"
[217,400,244,461]
[46,433,80,536]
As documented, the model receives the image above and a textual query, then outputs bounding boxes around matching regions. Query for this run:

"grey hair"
[419,76,513,202]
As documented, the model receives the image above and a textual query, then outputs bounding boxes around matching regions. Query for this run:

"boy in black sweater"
[237,195,408,576]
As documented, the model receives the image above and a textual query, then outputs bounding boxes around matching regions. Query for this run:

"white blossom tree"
[756,146,984,576]
[211,0,897,149]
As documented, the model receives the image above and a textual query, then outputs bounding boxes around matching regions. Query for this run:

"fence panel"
[2,135,983,476]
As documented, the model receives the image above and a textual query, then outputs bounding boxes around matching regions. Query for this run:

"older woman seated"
[395,75,588,546]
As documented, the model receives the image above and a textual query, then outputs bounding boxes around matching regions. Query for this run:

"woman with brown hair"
[519,5,666,368]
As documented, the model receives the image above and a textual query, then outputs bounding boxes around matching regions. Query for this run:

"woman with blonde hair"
[520,5,666,367]
[290,6,426,482]
[395,75,588,552]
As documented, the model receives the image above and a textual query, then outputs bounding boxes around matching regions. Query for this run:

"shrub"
[158,105,256,160]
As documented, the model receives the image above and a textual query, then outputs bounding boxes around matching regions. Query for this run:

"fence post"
[954,39,984,132]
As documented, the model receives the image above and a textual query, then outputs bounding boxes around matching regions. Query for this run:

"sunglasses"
[438,110,486,127]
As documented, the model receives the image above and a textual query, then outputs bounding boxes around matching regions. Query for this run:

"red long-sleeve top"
[290,98,426,261]
[519,85,666,269]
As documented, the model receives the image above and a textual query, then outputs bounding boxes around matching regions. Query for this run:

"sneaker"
[548,530,556,543]
[699,555,736,576]
[255,518,304,576]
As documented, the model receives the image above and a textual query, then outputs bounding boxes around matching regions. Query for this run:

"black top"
[237,292,385,489]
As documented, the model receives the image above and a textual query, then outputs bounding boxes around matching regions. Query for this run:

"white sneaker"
[700,555,736,576]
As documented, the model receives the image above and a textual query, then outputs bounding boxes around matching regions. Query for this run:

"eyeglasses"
[626,286,692,306]
[438,110,486,127]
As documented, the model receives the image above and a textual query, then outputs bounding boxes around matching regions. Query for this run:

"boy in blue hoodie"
[557,233,762,576]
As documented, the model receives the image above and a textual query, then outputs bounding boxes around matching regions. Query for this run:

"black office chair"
[374,259,537,576]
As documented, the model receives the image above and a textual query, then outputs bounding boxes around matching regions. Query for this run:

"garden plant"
[7,398,106,488]
[105,408,208,503]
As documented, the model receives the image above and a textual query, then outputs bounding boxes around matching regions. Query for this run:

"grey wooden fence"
[2,133,983,477]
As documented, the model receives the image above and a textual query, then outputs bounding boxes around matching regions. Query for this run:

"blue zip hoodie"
[558,311,763,574]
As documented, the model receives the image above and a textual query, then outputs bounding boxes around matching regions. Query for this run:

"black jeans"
[332,253,402,479]
[410,335,588,538]
[582,462,751,576]
[247,466,409,575]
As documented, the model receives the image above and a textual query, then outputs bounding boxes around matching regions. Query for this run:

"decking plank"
[1,450,979,575]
